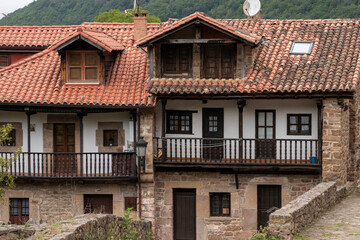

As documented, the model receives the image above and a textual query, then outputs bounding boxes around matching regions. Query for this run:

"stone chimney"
[134,12,148,41]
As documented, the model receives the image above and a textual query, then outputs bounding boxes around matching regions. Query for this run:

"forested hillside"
[1,0,360,26]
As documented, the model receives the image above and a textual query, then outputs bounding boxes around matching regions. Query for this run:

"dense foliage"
[95,8,161,23]
[1,0,360,26]
[0,124,18,200]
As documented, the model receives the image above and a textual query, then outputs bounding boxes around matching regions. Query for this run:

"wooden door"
[255,110,276,159]
[203,108,224,161]
[84,194,113,214]
[174,189,196,240]
[257,185,281,229]
[54,124,76,175]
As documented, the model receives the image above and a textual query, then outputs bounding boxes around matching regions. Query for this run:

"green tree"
[0,124,19,201]
[95,8,161,23]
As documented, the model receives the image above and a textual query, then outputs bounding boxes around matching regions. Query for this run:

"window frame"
[287,114,312,135]
[210,192,231,217]
[9,198,29,225]
[166,110,194,134]
[0,54,10,69]
[1,129,16,146]
[290,41,314,55]
[161,44,193,77]
[66,50,100,83]
[201,44,236,79]
[103,129,119,147]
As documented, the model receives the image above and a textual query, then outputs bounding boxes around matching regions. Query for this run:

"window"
[210,193,230,217]
[67,51,99,83]
[287,114,311,135]
[103,130,118,146]
[162,44,192,77]
[0,55,10,69]
[9,198,29,225]
[124,197,137,211]
[166,111,193,134]
[1,129,16,146]
[290,41,313,55]
[202,44,235,79]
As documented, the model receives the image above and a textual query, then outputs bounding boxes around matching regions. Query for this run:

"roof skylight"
[290,41,313,55]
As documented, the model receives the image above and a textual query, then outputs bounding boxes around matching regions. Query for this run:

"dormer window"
[162,44,192,77]
[202,44,235,79]
[290,41,313,55]
[0,55,10,69]
[67,51,99,83]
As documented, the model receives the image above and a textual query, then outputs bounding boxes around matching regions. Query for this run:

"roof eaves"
[136,12,261,46]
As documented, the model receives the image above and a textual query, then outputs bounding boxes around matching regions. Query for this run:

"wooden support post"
[241,44,245,79]
[149,46,154,79]
[77,112,86,176]
[25,109,36,175]
[237,100,246,162]
[161,99,167,161]
[317,101,323,164]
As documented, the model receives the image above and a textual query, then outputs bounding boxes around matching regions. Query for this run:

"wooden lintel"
[161,39,237,44]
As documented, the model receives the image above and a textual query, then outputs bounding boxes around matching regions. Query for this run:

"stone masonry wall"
[349,88,360,182]
[322,98,350,184]
[154,172,320,240]
[139,108,156,229]
[0,182,137,224]
[0,214,152,240]
[268,181,356,240]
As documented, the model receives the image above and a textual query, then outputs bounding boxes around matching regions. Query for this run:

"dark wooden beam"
[149,46,154,79]
[156,92,354,100]
[160,39,237,44]
[154,163,322,174]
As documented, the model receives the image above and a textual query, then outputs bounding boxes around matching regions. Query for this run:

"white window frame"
[290,41,314,55]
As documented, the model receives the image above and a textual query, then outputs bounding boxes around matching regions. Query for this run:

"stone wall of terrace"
[268,181,356,239]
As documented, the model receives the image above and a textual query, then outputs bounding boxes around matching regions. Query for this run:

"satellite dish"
[243,0,261,17]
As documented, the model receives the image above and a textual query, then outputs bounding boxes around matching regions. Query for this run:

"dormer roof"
[51,28,126,52]
[136,12,262,46]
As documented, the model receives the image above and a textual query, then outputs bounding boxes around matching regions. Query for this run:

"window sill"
[205,217,236,221]
[66,82,100,85]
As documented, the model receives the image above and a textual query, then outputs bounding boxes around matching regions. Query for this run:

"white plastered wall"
[156,99,318,139]
[0,111,134,153]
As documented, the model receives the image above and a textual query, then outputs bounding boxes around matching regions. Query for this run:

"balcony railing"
[154,137,321,166]
[1,152,136,179]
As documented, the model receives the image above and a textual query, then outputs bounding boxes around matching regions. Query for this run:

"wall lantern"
[135,136,148,172]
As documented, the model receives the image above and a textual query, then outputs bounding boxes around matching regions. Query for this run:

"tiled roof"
[0,26,78,48]
[148,18,360,95]
[0,23,162,107]
[136,12,262,46]
[0,22,162,48]
[51,28,126,52]
[0,47,154,107]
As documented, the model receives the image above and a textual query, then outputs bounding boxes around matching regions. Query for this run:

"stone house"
[0,12,360,240]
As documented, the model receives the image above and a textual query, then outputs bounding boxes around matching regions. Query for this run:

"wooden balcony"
[1,152,137,180]
[153,137,322,173]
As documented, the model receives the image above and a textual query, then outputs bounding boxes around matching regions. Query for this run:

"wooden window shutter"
[221,45,234,79]
[179,45,191,73]
[204,46,219,79]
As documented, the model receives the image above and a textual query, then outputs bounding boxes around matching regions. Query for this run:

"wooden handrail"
[1,152,137,179]
[153,137,321,166]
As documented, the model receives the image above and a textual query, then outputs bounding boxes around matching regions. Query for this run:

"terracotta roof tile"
[148,18,360,95]
[136,12,261,46]
[50,28,126,52]
[0,23,162,107]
